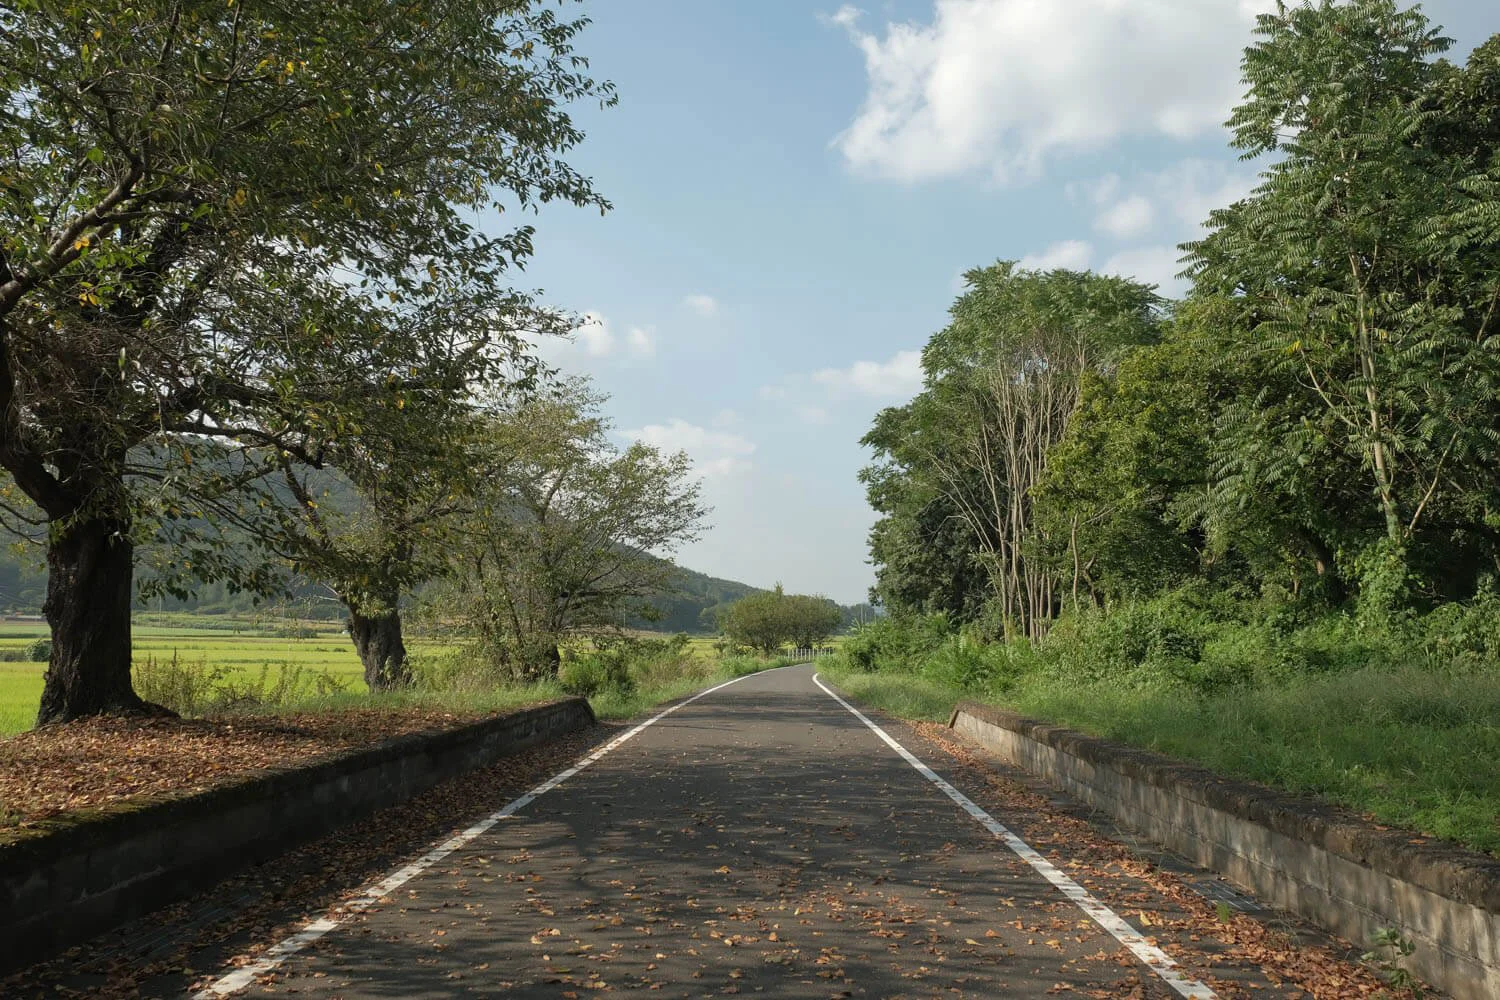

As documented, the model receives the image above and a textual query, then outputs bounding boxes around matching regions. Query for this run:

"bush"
[24,637,51,662]
[841,613,950,673]
[133,653,233,716]
[559,649,634,698]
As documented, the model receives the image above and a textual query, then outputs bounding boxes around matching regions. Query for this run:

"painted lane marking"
[812,673,1218,1000]
[192,672,761,998]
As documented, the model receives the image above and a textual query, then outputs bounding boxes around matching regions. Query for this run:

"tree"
[1186,0,1500,610]
[1030,331,1211,605]
[783,594,843,649]
[860,404,989,620]
[718,587,843,653]
[449,383,708,679]
[895,264,1160,639]
[0,1,611,722]
[719,587,790,655]
[273,394,495,691]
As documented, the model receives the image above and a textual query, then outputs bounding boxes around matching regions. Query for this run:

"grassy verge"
[817,656,1500,856]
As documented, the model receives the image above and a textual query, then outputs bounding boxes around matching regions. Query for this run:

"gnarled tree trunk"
[36,517,159,725]
[349,603,411,691]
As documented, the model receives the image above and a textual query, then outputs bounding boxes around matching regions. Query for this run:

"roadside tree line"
[0,1,716,725]
[863,0,1500,641]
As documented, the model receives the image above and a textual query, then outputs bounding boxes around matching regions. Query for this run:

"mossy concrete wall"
[0,697,595,973]
[950,701,1500,1000]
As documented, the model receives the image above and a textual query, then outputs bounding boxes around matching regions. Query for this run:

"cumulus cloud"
[1019,240,1093,272]
[1101,244,1188,295]
[574,313,615,357]
[830,0,1271,182]
[532,312,655,368]
[812,349,924,399]
[625,326,656,357]
[1148,159,1261,230]
[1095,194,1156,239]
[682,294,719,318]
[623,418,757,479]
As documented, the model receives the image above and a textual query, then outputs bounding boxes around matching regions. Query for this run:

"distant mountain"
[0,541,864,635]
[629,563,765,634]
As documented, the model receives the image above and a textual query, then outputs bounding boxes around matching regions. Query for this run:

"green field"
[1,620,393,734]
[0,621,780,735]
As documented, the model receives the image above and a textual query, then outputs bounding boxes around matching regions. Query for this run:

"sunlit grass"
[0,616,790,736]
[818,657,1500,856]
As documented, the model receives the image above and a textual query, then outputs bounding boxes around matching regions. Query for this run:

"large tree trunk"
[349,605,412,691]
[36,517,159,725]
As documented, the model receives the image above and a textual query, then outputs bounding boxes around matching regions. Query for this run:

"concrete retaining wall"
[949,700,1500,1000]
[0,698,595,973]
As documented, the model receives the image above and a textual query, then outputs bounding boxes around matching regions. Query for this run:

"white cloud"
[623,418,757,479]
[1147,159,1260,230]
[830,1,1272,182]
[796,404,832,425]
[1019,240,1093,272]
[626,326,655,357]
[682,293,719,318]
[1101,244,1187,295]
[812,349,924,399]
[1095,194,1155,239]
[575,312,614,357]
[532,311,656,369]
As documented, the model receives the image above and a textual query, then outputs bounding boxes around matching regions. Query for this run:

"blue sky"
[512,0,1495,605]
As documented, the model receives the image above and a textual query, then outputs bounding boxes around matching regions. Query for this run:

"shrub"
[24,637,51,662]
[133,653,349,716]
[841,613,950,673]
[133,653,233,716]
[559,648,635,698]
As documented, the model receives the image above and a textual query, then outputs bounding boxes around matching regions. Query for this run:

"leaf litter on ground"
[0,704,552,842]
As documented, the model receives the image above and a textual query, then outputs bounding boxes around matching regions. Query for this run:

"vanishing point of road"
[190,665,1341,999]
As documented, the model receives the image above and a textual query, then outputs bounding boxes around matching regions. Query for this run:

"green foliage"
[132,652,349,716]
[862,0,1500,648]
[823,601,1500,855]
[438,382,708,681]
[1363,927,1424,997]
[23,638,50,662]
[559,652,635,699]
[862,263,1162,638]
[840,613,952,673]
[1187,0,1500,604]
[0,0,615,720]
[718,586,844,654]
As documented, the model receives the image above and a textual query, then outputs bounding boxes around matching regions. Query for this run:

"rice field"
[0,620,751,735]
[1,618,370,735]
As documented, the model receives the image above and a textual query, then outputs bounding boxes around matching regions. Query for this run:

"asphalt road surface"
[189,665,1355,999]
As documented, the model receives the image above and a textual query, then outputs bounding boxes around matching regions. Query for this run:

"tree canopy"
[0,0,612,721]
[863,0,1500,636]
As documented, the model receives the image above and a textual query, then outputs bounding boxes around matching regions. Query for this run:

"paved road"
[197,666,1319,998]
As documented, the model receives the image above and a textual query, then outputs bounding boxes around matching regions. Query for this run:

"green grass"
[815,661,964,722]
[818,657,1500,856]
[0,617,792,736]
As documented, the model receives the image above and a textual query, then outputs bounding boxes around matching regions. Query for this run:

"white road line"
[812,672,1218,1000]
[192,672,760,999]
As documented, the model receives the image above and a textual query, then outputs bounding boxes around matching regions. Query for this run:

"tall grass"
[824,590,1500,855]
